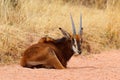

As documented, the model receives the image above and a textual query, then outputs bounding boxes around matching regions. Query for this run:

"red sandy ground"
[0,50,120,80]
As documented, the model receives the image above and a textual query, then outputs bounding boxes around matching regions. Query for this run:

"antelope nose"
[78,50,82,54]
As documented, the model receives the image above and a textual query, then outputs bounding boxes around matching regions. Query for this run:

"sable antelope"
[20,14,83,69]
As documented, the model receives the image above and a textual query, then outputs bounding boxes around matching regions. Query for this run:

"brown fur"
[20,37,75,69]
[38,37,55,43]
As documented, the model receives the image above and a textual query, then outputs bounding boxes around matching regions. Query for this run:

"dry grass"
[0,0,120,64]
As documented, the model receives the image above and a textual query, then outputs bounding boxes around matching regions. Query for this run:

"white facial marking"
[72,38,79,54]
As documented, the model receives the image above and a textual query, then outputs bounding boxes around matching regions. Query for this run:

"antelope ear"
[59,28,71,39]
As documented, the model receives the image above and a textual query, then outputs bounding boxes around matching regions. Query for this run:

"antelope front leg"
[49,55,65,69]
[47,47,65,69]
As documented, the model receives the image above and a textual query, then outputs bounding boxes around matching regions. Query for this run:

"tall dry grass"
[0,0,120,64]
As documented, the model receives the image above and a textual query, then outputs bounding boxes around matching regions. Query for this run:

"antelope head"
[59,13,83,55]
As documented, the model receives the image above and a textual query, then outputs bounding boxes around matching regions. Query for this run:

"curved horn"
[79,13,83,36]
[70,13,76,35]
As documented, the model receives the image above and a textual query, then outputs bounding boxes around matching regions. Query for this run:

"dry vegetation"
[0,0,120,64]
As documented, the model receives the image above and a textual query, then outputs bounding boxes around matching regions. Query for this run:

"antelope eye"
[72,38,75,43]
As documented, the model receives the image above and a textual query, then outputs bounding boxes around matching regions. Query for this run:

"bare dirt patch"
[0,50,120,80]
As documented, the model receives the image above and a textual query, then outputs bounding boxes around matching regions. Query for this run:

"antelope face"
[59,13,83,55]
[71,35,82,55]
[70,13,83,55]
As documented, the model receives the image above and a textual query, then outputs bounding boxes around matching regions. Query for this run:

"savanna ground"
[0,50,120,80]
[0,0,120,80]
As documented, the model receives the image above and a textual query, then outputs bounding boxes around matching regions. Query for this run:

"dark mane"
[54,37,66,43]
